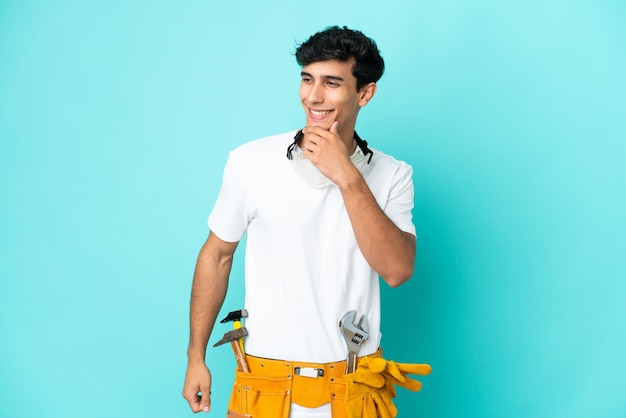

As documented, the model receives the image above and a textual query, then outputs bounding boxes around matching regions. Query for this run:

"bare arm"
[301,124,416,287]
[182,231,239,413]
[337,170,416,287]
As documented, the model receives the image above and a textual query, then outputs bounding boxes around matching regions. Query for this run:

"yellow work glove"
[344,357,432,418]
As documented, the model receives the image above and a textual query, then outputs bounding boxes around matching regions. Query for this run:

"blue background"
[1,1,625,417]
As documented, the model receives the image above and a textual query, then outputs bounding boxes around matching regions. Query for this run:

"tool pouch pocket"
[330,377,396,418]
[329,378,348,418]
[227,370,291,418]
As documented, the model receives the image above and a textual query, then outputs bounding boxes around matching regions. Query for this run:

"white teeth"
[311,109,331,116]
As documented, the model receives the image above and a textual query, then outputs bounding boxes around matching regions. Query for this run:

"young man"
[182,26,430,418]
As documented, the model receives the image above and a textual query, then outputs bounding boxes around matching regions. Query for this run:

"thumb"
[330,120,339,134]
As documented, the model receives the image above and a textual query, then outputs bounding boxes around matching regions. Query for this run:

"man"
[182,26,430,418]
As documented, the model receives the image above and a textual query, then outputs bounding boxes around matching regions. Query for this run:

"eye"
[326,81,339,87]
[301,77,313,83]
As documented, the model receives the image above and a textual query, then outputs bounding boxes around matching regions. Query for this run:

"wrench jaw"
[339,310,370,374]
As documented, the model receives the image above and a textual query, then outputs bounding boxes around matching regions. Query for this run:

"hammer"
[220,309,248,354]
[213,327,250,372]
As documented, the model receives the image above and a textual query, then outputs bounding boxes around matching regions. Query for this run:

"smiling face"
[299,59,376,143]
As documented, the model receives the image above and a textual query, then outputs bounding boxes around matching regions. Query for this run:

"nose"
[304,82,324,105]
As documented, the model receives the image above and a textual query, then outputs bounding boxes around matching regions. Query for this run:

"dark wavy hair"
[295,26,385,91]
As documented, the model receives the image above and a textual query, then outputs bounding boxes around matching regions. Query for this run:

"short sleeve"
[384,161,416,236]
[207,150,251,243]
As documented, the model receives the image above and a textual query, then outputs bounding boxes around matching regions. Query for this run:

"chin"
[306,120,332,130]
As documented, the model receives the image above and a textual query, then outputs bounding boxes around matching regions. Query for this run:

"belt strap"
[244,349,382,379]
[241,349,382,409]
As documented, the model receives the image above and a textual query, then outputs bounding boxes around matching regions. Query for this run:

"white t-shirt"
[208,130,415,363]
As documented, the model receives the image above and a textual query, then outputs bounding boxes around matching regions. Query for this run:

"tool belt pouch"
[227,370,291,418]
[227,353,343,417]
[338,357,432,418]
[331,376,395,418]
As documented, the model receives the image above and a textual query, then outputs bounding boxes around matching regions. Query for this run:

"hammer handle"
[234,320,245,355]
[230,340,250,373]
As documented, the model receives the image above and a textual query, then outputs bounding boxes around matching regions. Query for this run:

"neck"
[339,128,357,153]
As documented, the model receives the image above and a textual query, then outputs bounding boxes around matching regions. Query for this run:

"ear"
[358,82,377,107]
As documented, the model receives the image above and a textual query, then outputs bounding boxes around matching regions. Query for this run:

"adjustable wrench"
[339,310,369,374]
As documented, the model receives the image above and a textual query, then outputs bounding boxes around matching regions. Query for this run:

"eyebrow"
[300,71,345,82]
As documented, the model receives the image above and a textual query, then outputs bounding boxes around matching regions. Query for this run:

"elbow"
[375,232,416,288]
[381,264,414,288]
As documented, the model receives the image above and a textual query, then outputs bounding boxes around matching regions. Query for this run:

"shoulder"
[369,147,413,176]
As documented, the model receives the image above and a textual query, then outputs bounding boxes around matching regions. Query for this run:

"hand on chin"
[305,118,333,131]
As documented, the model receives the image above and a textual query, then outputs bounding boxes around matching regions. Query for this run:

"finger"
[377,390,398,417]
[303,123,338,137]
[302,126,327,137]
[353,370,385,388]
[366,357,387,373]
[301,133,319,147]
[300,140,313,153]
[396,362,432,376]
[305,136,318,146]
[300,136,318,153]
[182,387,201,413]
[372,392,397,418]
[363,394,379,418]
[389,375,423,392]
[198,384,211,413]
[385,361,405,382]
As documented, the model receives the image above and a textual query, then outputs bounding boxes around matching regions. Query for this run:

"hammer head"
[213,327,248,347]
[220,309,249,323]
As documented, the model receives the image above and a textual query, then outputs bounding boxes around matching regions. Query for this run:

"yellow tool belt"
[226,349,431,418]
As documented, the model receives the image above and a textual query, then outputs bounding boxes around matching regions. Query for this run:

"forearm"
[187,235,235,364]
[338,169,416,287]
